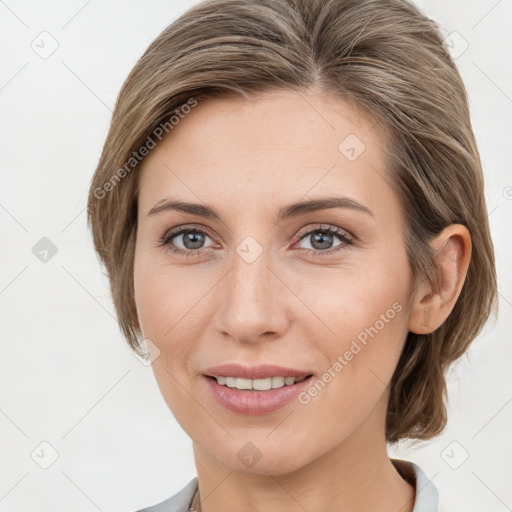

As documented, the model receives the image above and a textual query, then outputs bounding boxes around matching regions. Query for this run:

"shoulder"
[134,477,198,512]
[391,458,439,512]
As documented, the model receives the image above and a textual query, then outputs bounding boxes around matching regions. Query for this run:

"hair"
[87,0,498,443]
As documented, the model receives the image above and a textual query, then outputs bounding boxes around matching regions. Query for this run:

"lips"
[203,363,314,380]
[204,372,314,415]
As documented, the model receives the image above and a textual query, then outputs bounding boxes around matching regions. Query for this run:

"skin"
[133,87,471,512]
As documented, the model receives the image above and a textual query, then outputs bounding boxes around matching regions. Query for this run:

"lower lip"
[204,375,314,415]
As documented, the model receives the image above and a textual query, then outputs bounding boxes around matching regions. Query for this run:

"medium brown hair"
[87,0,498,443]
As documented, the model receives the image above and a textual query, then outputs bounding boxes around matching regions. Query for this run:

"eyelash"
[157,224,355,258]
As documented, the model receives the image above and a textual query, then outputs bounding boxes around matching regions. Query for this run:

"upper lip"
[203,364,313,380]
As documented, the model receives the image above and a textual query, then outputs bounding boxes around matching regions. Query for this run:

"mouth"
[202,363,315,415]
[203,363,315,387]
[206,374,314,391]
[204,372,315,415]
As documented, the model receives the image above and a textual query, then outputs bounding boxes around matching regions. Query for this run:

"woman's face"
[134,87,415,475]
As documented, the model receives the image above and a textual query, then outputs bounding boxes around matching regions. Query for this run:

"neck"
[191,398,415,512]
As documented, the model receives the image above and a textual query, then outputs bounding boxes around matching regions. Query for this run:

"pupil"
[184,231,204,249]
[312,231,332,250]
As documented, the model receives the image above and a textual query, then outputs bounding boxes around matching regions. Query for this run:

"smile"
[212,375,311,390]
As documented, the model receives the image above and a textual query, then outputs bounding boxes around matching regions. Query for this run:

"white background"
[0,1,511,511]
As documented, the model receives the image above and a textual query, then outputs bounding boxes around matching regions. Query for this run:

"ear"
[408,224,472,335]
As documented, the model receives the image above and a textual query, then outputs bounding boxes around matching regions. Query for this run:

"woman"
[87,1,497,511]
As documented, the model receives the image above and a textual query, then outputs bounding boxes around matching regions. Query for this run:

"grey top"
[135,458,438,512]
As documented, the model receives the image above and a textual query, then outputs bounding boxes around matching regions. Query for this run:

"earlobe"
[408,224,472,335]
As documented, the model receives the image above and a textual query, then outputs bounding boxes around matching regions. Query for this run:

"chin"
[202,435,317,476]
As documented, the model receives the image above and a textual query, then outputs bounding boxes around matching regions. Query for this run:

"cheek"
[134,244,185,338]
[133,247,215,368]
[296,250,411,389]
[289,270,410,446]
[299,259,409,342]
[133,251,201,420]
[133,245,179,361]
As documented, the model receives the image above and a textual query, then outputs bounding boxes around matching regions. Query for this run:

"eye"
[294,224,354,256]
[157,223,354,258]
[158,225,216,257]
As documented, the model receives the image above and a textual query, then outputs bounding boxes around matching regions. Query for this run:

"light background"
[0,1,511,511]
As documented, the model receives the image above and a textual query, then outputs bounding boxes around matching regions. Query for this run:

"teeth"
[214,375,309,390]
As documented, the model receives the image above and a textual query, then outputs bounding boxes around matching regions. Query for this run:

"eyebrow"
[146,196,374,222]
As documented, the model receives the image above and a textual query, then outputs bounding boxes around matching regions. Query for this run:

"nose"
[213,245,290,344]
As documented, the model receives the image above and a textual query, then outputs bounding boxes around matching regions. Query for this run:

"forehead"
[137,87,396,220]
